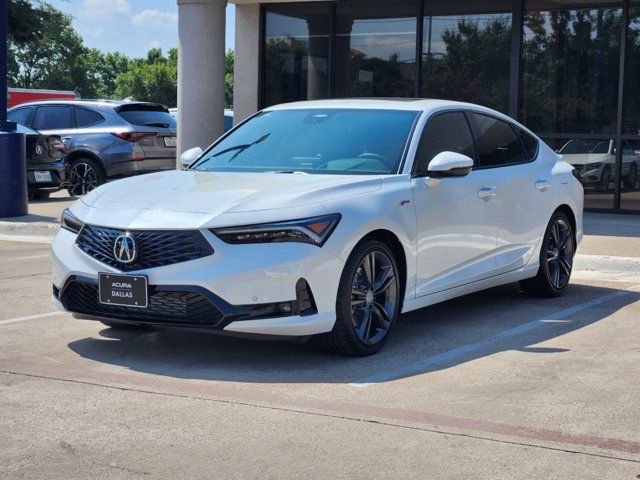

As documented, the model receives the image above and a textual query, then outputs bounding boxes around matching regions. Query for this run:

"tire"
[520,211,575,298]
[30,191,50,200]
[100,321,151,330]
[318,239,401,356]
[67,157,104,196]
[623,163,638,189]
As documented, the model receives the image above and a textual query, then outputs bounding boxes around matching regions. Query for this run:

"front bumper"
[51,228,343,336]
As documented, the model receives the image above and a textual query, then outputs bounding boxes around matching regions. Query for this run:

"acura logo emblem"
[113,233,137,264]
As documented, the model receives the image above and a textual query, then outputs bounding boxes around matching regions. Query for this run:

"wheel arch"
[355,229,408,307]
[66,150,106,177]
[555,204,577,238]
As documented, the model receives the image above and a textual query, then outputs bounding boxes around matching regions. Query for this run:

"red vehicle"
[8,88,79,109]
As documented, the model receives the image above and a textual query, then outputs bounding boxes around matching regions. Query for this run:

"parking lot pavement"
[1,239,640,479]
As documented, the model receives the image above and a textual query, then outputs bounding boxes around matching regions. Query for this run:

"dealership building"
[177,0,640,213]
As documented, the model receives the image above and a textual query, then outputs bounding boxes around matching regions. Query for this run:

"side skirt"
[401,264,539,314]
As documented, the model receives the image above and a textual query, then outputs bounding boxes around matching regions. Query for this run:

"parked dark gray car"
[16,124,67,200]
[8,100,177,195]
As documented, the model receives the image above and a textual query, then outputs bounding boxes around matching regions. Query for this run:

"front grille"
[76,225,213,271]
[62,282,223,326]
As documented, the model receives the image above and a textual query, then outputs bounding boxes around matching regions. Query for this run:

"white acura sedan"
[52,99,583,356]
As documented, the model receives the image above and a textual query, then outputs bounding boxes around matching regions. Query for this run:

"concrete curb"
[574,254,640,275]
[0,220,59,238]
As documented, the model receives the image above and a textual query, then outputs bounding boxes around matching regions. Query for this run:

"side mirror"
[427,151,474,178]
[179,147,203,169]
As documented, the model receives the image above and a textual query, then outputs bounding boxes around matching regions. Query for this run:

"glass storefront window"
[520,3,622,135]
[421,1,513,113]
[621,3,640,210]
[334,0,418,98]
[544,136,615,209]
[263,4,331,107]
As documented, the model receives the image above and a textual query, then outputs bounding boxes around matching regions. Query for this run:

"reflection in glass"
[263,4,331,107]
[623,5,640,136]
[544,137,615,209]
[620,139,640,210]
[334,0,417,98]
[520,6,622,134]
[421,10,512,113]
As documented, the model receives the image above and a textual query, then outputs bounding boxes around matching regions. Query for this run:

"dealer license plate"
[98,273,148,308]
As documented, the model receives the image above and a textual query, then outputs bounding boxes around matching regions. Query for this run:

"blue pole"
[0,0,28,217]
[0,0,9,129]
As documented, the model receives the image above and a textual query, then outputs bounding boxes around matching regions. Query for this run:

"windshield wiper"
[270,170,309,174]
[214,133,271,163]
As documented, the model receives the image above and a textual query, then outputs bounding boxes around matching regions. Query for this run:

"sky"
[47,0,236,58]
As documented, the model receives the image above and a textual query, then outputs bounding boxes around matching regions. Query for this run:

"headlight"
[61,208,83,234]
[211,214,341,246]
[585,162,603,169]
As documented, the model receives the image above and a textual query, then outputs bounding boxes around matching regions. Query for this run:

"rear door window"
[75,107,104,128]
[32,106,75,130]
[470,113,527,168]
[118,107,176,128]
[8,106,36,127]
[517,128,539,161]
[413,111,476,176]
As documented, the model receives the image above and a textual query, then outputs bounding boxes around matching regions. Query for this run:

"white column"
[177,0,227,157]
[233,3,260,124]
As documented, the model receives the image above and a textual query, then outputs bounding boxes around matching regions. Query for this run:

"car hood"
[561,153,612,166]
[77,170,383,228]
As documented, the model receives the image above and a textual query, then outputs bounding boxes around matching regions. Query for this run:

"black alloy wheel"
[520,211,575,297]
[319,239,400,356]
[68,158,103,196]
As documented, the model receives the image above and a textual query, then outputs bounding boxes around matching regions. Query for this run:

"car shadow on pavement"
[66,282,639,384]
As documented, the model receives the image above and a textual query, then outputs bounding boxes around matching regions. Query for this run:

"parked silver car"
[8,100,177,195]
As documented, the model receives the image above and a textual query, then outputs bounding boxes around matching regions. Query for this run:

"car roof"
[10,99,165,111]
[264,98,484,113]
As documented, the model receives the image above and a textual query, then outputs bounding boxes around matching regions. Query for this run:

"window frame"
[32,104,76,131]
[467,111,536,170]
[410,108,478,177]
[74,106,105,129]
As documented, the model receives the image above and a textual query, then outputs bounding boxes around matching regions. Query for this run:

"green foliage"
[115,49,177,107]
[7,1,235,109]
[225,49,234,109]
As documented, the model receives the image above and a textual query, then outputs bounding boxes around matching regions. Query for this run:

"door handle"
[477,186,497,201]
[535,180,552,191]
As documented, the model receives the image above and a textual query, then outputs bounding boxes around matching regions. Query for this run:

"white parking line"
[350,283,640,387]
[0,311,62,326]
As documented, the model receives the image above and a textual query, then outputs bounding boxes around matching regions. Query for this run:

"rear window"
[75,107,104,128]
[118,107,176,128]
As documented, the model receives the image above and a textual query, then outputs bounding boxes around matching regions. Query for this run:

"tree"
[225,49,234,109]
[8,4,99,97]
[115,48,177,106]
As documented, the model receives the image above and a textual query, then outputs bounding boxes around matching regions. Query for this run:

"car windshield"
[191,108,419,175]
[559,139,611,155]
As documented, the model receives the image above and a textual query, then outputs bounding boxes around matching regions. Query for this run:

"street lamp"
[0,0,28,217]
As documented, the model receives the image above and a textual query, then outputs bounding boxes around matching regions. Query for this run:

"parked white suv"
[559,139,639,191]
[52,99,584,356]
